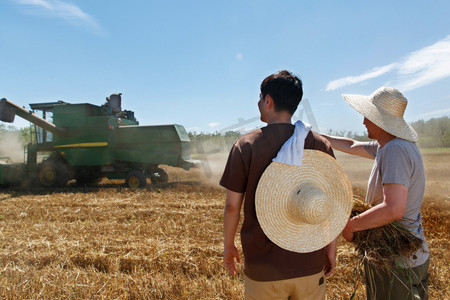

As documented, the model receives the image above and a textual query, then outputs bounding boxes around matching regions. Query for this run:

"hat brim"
[342,93,418,142]
[255,150,353,253]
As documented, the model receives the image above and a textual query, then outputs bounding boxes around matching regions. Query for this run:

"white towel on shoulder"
[273,120,312,166]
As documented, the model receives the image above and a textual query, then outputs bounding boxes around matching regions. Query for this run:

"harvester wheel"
[150,168,169,184]
[126,171,147,188]
[37,161,69,187]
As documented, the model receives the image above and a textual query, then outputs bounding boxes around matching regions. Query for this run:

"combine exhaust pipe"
[0,98,67,136]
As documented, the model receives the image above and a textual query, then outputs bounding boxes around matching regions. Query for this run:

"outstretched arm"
[321,134,373,159]
[223,189,244,276]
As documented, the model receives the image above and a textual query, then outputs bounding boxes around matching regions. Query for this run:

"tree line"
[323,115,450,148]
[1,115,448,155]
[0,124,30,142]
[189,115,450,150]
[411,116,450,148]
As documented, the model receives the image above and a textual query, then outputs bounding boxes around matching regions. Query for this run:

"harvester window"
[32,109,54,144]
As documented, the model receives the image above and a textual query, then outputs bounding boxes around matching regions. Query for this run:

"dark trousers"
[364,259,430,300]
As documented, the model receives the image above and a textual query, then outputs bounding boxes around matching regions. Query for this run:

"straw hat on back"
[342,86,418,142]
[255,150,353,253]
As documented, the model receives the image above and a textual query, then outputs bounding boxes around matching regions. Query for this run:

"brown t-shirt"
[220,123,335,281]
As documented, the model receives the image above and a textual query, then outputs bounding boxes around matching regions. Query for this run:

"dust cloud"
[191,135,236,185]
[0,131,26,163]
[201,152,229,182]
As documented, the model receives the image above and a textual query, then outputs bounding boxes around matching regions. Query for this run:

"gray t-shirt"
[364,138,429,267]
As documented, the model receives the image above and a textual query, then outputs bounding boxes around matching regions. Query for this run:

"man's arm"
[321,134,374,159]
[342,183,408,241]
[323,238,337,277]
[223,189,244,276]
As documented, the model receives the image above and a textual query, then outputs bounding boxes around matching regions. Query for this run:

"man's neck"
[377,132,396,148]
[266,112,292,125]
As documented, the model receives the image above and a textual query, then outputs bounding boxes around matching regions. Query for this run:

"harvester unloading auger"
[0,94,202,188]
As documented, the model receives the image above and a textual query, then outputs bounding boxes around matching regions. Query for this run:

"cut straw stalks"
[347,197,426,298]
[351,197,424,270]
[348,197,428,298]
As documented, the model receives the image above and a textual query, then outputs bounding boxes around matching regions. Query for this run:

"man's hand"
[223,244,241,276]
[223,190,244,276]
[341,220,354,242]
[324,256,335,278]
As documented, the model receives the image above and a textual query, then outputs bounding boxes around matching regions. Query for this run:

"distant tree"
[324,129,370,142]
[0,124,31,144]
[189,116,450,153]
[0,124,29,162]
[411,116,450,148]
[19,126,32,144]
[188,131,241,154]
[324,116,450,148]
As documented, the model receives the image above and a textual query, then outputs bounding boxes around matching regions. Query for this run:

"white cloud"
[326,35,450,92]
[396,36,450,91]
[418,107,450,118]
[326,64,396,91]
[208,122,220,128]
[236,53,243,61]
[14,0,104,36]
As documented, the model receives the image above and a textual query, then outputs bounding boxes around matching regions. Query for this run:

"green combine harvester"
[0,93,200,188]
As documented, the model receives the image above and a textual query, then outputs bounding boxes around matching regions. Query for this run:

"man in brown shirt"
[220,70,336,299]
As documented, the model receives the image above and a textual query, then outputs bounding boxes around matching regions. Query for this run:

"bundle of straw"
[351,197,424,270]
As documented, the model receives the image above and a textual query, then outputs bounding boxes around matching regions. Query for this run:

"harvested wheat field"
[0,150,449,299]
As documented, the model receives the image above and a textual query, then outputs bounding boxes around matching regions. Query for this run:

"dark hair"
[260,70,303,115]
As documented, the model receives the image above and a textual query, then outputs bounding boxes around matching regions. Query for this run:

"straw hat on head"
[255,150,353,253]
[342,86,418,142]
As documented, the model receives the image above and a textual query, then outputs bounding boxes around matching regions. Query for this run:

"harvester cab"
[0,95,201,188]
[29,101,66,144]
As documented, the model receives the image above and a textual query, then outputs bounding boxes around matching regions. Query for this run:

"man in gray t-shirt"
[364,139,429,268]
[322,87,429,300]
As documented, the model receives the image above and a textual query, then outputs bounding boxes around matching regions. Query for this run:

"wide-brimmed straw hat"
[342,86,418,142]
[255,150,353,253]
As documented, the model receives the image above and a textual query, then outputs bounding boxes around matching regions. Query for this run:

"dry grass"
[0,150,448,299]
[350,198,424,271]
[323,192,450,300]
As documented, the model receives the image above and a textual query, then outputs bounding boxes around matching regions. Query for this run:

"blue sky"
[1,0,449,134]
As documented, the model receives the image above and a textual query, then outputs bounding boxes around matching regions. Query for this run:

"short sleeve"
[308,131,335,158]
[378,143,412,188]
[363,141,379,158]
[219,142,248,193]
